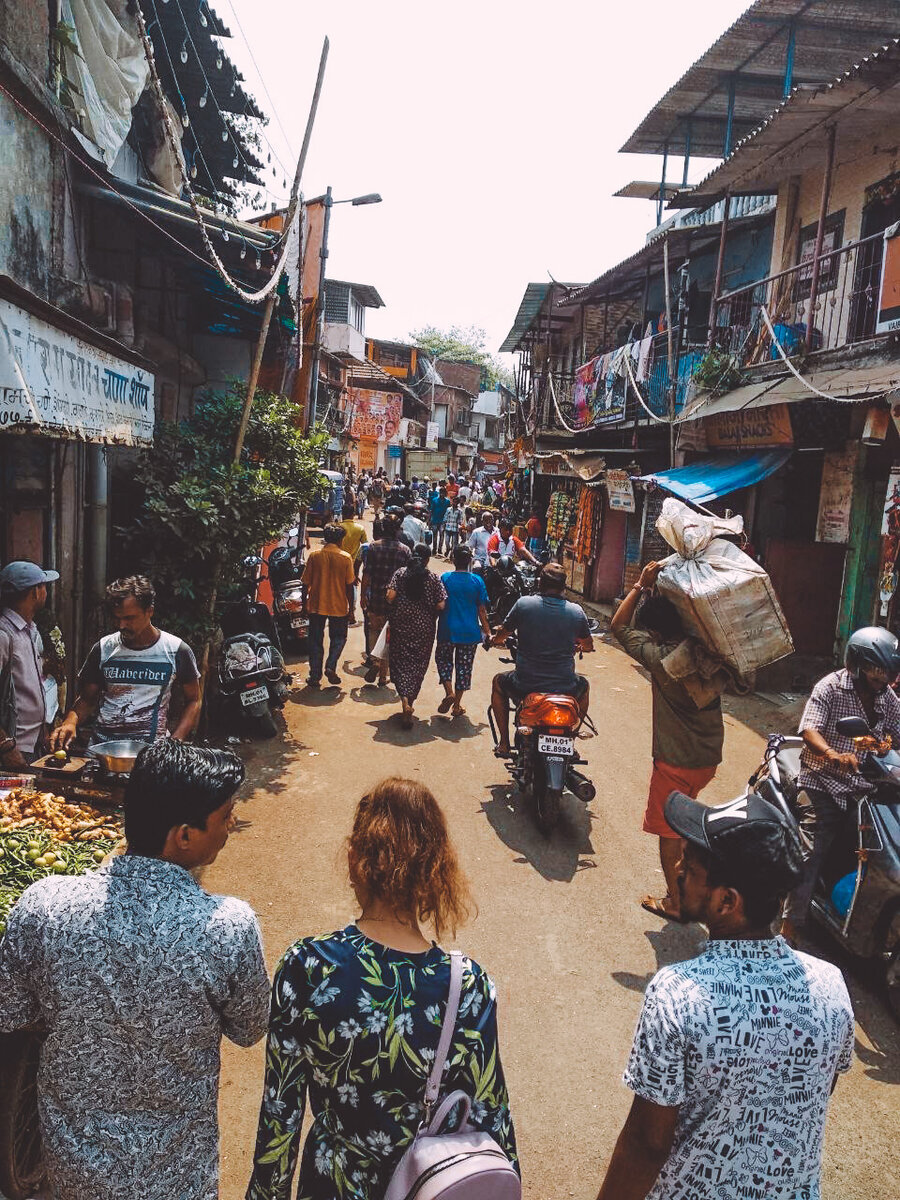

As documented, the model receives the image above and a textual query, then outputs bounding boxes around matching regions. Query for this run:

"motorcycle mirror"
[836,716,871,739]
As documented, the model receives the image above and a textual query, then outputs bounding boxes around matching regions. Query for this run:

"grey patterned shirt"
[0,855,270,1200]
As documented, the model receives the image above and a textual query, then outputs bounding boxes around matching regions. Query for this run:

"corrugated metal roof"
[499,283,582,354]
[669,37,900,206]
[621,1,900,158]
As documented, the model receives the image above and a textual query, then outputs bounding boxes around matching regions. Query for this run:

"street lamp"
[307,188,383,433]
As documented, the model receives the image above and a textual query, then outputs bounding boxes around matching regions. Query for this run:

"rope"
[621,343,672,424]
[760,305,891,402]
[548,373,596,434]
[134,2,301,304]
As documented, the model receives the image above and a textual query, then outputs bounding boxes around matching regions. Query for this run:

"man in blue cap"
[0,560,59,769]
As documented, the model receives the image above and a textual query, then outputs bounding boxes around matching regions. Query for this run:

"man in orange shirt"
[301,525,356,688]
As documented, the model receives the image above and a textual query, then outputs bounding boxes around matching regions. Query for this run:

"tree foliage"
[409,325,514,391]
[119,384,327,646]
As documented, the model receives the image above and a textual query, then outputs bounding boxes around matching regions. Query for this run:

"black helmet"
[844,626,900,681]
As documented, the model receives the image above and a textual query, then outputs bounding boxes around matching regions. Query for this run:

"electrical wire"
[220,0,295,172]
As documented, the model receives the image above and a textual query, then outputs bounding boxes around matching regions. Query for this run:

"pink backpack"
[383,951,520,1200]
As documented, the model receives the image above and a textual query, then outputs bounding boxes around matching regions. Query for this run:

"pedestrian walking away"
[782,625,900,945]
[302,524,357,688]
[610,562,724,923]
[385,545,447,727]
[0,740,270,1200]
[51,576,201,752]
[596,789,853,1200]
[435,544,491,718]
[245,777,517,1200]
[0,559,59,768]
[360,515,411,686]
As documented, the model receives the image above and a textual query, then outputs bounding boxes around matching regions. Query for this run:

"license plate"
[240,685,269,706]
[290,616,308,629]
[538,734,574,756]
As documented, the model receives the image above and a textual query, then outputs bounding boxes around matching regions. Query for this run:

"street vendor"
[50,575,201,751]
[0,560,59,768]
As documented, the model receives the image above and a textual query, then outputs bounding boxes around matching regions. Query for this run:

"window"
[324,283,350,324]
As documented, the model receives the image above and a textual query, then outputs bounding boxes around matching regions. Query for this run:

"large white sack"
[654,497,793,675]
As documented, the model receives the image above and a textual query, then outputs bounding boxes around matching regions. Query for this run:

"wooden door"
[591,509,627,603]
[765,539,846,656]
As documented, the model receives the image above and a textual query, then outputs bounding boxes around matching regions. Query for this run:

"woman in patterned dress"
[246,778,518,1200]
[385,545,447,728]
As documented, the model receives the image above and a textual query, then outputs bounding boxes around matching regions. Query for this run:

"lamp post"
[307,189,382,432]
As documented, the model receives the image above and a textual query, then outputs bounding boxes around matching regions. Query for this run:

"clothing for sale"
[545,490,578,553]
[624,938,854,1200]
[572,487,602,564]
[636,322,654,382]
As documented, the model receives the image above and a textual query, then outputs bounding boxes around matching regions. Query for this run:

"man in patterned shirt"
[361,515,410,685]
[597,790,854,1200]
[782,626,900,944]
[0,740,270,1200]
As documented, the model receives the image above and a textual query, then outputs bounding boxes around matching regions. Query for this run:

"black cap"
[665,790,803,892]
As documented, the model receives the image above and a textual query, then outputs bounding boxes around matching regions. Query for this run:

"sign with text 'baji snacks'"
[705,402,793,449]
[0,298,154,444]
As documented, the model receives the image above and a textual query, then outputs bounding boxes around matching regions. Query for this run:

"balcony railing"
[713,230,886,364]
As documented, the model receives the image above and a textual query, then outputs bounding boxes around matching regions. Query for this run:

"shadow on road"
[480,782,597,882]
[365,713,488,746]
[611,922,705,994]
[289,685,346,707]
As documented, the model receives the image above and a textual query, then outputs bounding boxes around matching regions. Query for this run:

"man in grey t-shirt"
[489,562,593,756]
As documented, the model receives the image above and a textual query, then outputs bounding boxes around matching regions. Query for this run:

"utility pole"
[307,185,333,432]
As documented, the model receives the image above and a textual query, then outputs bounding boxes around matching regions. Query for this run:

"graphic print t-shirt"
[624,938,854,1200]
[79,631,200,744]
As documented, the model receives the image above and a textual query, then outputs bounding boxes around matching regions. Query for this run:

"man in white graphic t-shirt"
[596,790,854,1200]
[51,576,201,750]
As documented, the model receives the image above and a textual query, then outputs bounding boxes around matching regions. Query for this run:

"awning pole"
[663,235,675,466]
[805,125,836,353]
[707,190,731,349]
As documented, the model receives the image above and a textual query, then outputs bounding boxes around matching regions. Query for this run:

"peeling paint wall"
[0,89,55,298]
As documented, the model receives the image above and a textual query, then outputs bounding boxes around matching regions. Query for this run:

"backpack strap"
[423,950,464,1114]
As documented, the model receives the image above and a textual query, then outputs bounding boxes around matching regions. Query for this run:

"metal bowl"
[88,739,148,774]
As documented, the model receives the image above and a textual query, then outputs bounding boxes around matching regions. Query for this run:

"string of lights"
[135,0,301,302]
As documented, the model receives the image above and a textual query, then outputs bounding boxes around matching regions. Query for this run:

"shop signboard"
[705,403,793,449]
[815,444,857,543]
[877,225,900,333]
[605,468,636,513]
[0,298,154,444]
[348,388,402,441]
[426,421,439,449]
[357,438,377,472]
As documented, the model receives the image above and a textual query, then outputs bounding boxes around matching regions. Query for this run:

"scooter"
[488,635,596,834]
[749,716,900,1019]
[268,527,309,650]
[217,557,288,739]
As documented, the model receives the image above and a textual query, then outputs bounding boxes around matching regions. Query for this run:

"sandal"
[640,895,687,924]
[451,706,466,718]
[493,746,513,759]
[437,695,454,713]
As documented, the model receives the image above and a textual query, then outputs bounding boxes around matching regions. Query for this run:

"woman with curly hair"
[246,778,518,1200]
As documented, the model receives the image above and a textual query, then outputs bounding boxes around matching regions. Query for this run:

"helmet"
[844,626,900,682]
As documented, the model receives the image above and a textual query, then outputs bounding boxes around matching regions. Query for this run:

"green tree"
[409,325,514,390]
[119,383,327,648]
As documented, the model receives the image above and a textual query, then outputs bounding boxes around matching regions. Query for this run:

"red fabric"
[644,759,718,838]
[487,533,524,554]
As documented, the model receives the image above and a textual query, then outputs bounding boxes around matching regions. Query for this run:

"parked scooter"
[749,717,900,1019]
[268,527,309,650]
[488,635,596,833]
[217,557,287,738]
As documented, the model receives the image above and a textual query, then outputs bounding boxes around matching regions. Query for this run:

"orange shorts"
[644,759,718,838]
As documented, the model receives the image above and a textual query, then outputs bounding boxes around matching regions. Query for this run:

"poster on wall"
[877,225,900,333]
[357,438,377,472]
[426,421,439,449]
[879,464,900,615]
[348,388,402,441]
[815,445,857,543]
[605,469,636,513]
[0,298,154,444]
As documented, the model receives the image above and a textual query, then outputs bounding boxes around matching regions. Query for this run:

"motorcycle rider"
[489,561,593,758]
[487,519,538,566]
[782,626,900,945]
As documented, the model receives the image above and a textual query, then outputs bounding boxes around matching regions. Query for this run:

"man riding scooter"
[489,562,593,757]
[781,626,900,945]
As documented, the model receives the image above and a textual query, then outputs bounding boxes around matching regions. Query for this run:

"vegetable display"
[0,789,123,935]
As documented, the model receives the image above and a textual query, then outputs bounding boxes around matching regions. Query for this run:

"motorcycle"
[217,557,288,739]
[488,634,596,834]
[478,555,538,628]
[268,527,309,651]
[749,716,900,1018]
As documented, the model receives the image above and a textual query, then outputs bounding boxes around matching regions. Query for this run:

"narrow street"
[207,603,899,1200]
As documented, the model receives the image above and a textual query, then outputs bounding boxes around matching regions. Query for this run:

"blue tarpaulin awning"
[640,449,791,505]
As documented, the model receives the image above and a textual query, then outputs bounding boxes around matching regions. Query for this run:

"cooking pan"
[87,739,148,774]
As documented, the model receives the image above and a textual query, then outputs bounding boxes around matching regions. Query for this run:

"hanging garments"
[573,486,602,564]
[545,490,578,553]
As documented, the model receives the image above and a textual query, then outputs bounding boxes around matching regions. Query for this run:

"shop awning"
[641,449,791,504]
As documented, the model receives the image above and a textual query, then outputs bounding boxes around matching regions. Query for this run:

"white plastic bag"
[372,621,390,661]
[655,498,793,676]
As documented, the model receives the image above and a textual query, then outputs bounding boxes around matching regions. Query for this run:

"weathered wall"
[0,89,55,297]
[0,0,50,83]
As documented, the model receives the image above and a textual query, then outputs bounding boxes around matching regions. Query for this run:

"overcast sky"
[224,0,750,359]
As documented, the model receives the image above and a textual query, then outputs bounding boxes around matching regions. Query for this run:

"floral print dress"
[246,925,517,1200]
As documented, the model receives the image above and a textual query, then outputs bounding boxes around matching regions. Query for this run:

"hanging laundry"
[636,325,654,383]
[545,490,578,553]
[573,486,602,564]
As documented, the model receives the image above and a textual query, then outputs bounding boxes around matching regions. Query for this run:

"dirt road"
[207,610,899,1200]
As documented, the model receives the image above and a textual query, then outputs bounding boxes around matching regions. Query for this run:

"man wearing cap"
[0,561,59,768]
[596,790,855,1200]
[490,561,593,757]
